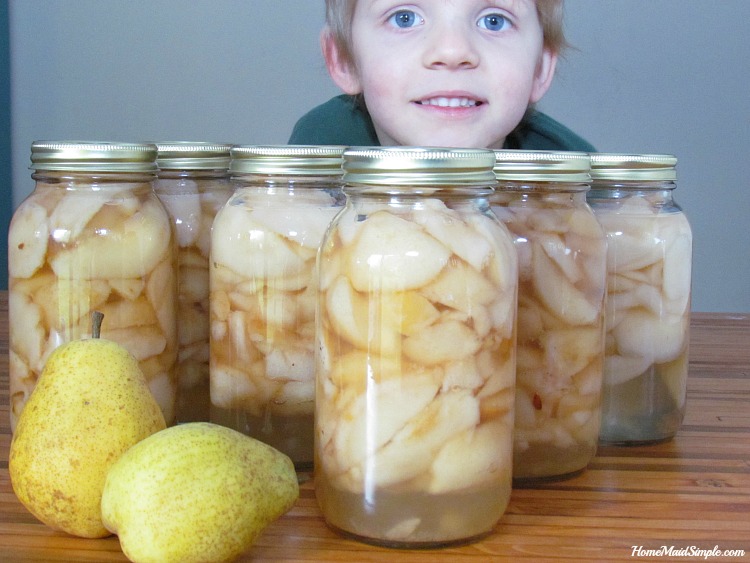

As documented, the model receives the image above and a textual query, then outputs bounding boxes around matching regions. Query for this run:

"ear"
[321,28,362,95]
[529,48,558,103]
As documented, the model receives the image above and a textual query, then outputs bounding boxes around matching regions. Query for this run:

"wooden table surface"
[0,290,748,562]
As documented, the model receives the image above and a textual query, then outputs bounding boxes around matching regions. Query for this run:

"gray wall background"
[8,1,749,312]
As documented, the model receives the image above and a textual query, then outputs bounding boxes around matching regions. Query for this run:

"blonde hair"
[324,0,568,67]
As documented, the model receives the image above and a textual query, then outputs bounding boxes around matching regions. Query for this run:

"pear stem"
[91,311,104,339]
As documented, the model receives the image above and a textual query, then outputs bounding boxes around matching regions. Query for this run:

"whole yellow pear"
[101,422,299,563]
[9,314,166,538]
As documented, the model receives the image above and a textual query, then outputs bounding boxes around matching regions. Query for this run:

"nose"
[422,24,479,70]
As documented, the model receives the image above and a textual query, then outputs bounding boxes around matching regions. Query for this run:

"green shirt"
[288,94,596,151]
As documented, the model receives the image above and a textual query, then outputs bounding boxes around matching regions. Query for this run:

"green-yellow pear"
[9,312,166,538]
[101,422,299,563]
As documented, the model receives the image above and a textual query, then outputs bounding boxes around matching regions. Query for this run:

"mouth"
[415,96,484,108]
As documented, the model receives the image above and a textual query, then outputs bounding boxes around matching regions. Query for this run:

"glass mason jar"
[209,144,345,468]
[588,153,692,445]
[154,142,232,423]
[316,147,518,548]
[490,150,607,483]
[8,141,178,430]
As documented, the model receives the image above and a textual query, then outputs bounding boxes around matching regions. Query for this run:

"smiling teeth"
[421,97,478,107]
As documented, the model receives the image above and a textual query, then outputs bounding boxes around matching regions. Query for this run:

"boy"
[289,0,594,151]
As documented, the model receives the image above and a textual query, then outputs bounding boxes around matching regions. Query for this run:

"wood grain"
[1,293,748,562]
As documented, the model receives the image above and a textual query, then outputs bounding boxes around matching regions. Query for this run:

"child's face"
[326,0,556,148]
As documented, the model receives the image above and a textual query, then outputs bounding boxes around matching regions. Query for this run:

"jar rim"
[154,141,232,170]
[493,150,591,183]
[230,144,346,176]
[342,146,497,186]
[590,153,677,182]
[30,140,158,173]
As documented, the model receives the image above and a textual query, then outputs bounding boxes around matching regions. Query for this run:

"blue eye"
[389,10,422,29]
[479,13,511,32]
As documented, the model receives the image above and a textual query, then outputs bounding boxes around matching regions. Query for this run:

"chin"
[408,132,499,149]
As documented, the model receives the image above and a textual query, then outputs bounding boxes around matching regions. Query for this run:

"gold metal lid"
[30,141,158,172]
[493,150,591,183]
[589,153,677,182]
[342,147,497,186]
[230,145,345,176]
[155,142,232,170]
